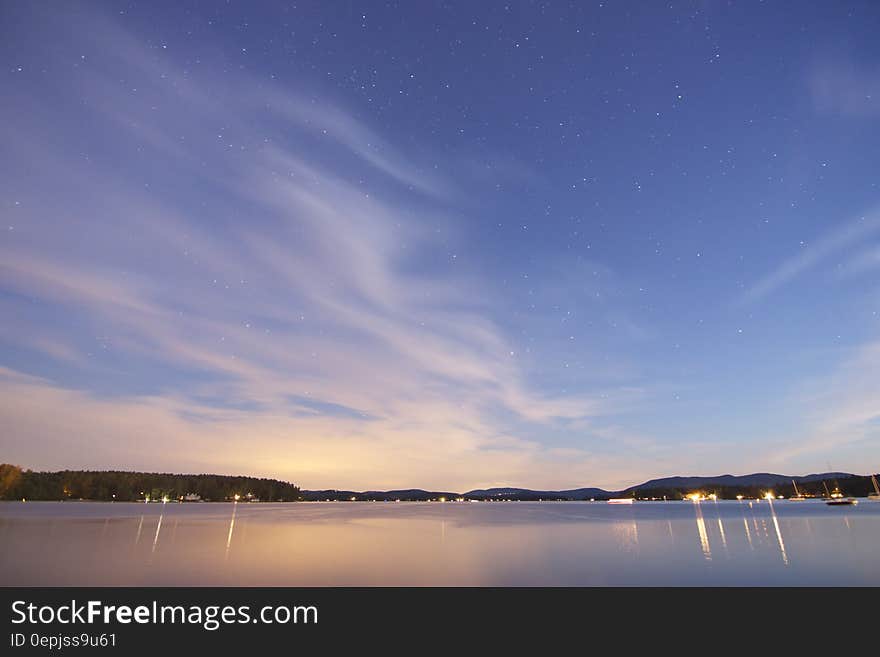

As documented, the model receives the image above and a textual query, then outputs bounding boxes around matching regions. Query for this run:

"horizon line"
[2,463,869,494]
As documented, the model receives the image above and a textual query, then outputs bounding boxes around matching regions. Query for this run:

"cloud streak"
[740,209,880,304]
[809,56,880,118]
[764,340,880,468]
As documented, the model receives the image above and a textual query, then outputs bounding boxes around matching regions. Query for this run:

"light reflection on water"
[742,512,753,550]
[766,498,789,566]
[0,500,877,586]
[713,502,728,555]
[225,502,237,561]
[692,501,711,561]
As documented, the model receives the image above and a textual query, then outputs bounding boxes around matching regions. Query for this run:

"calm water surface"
[1,500,878,586]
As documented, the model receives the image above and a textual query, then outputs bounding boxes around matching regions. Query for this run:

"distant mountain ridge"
[300,489,458,501]
[462,487,608,500]
[300,486,611,501]
[624,472,854,492]
[302,472,861,501]
[5,463,865,502]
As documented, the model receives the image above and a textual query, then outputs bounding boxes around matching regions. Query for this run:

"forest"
[0,464,301,502]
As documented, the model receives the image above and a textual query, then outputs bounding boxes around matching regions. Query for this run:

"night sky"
[2,1,879,490]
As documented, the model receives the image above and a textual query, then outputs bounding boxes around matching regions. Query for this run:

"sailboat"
[868,474,880,501]
[789,479,807,501]
[823,481,857,506]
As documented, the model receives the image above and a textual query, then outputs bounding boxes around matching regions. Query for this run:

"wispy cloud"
[763,340,880,470]
[260,93,452,198]
[809,56,880,118]
[739,209,880,304]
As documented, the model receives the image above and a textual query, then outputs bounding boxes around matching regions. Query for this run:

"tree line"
[631,475,876,500]
[0,464,301,502]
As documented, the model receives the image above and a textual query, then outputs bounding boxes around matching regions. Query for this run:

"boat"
[789,479,807,501]
[607,498,634,505]
[826,497,857,506]
[868,474,880,501]
[823,481,857,506]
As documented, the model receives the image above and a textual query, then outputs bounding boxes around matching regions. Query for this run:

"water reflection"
[741,512,753,550]
[225,501,237,560]
[712,501,727,556]
[692,500,712,561]
[612,518,640,553]
[1,501,877,585]
[765,498,789,566]
[151,509,164,557]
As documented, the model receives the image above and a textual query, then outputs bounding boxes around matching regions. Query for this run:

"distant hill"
[463,487,610,501]
[625,472,854,492]
[620,472,878,500]
[307,473,865,501]
[303,487,612,501]
[300,489,458,501]
[299,490,361,501]
[255,472,877,501]
[365,489,459,501]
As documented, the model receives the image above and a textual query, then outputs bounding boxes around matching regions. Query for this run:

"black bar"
[1,587,877,653]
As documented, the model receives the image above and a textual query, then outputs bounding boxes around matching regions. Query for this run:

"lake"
[1,500,878,586]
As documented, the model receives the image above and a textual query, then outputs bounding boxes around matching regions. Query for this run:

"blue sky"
[1,1,879,490]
